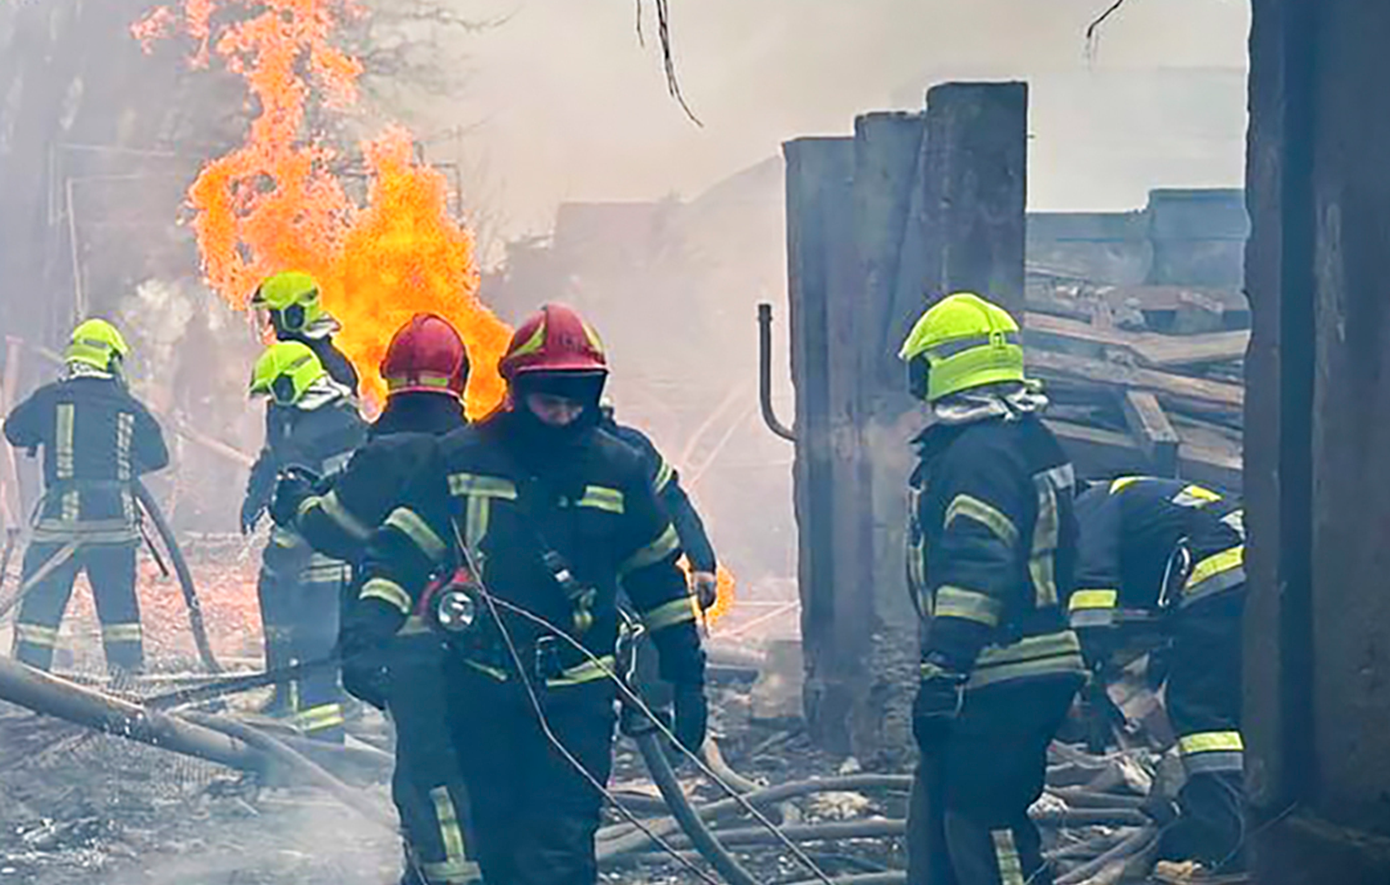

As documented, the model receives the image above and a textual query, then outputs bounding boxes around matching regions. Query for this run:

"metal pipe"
[0,655,262,772]
[757,303,796,442]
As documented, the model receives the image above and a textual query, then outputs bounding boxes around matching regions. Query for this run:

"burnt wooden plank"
[1123,390,1180,477]
[1024,311,1249,369]
[1028,348,1244,415]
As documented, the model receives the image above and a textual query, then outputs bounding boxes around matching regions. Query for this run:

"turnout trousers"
[13,540,143,673]
[391,632,481,885]
[1160,590,1247,872]
[907,676,1082,885]
[444,665,616,885]
[256,527,347,740]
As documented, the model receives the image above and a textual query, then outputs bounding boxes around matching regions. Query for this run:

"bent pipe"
[636,732,763,885]
[757,303,796,442]
[135,480,220,673]
[597,775,912,857]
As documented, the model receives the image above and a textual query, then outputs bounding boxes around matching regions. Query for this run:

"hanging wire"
[483,594,838,885]
[1085,0,1133,55]
[635,0,703,126]
[458,546,726,885]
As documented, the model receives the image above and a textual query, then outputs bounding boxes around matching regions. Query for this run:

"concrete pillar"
[921,82,1029,319]
[1246,0,1390,879]
[784,136,869,755]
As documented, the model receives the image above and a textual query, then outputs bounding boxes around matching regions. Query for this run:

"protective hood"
[930,380,1049,427]
[294,374,354,412]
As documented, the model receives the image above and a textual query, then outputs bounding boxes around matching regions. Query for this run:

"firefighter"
[1069,476,1246,874]
[344,303,708,885]
[598,398,719,610]
[900,292,1086,885]
[4,319,168,673]
[244,340,366,739]
[241,271,359,537]
[272,313,479,885]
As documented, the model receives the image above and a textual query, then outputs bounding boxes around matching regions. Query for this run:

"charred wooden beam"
[1122,391,1180,477]
[1027,348,1243,417]
[1024,312,1249,370]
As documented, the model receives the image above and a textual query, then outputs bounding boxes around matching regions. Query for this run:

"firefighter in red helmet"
[343,304,707,885]
[273,314,479,884]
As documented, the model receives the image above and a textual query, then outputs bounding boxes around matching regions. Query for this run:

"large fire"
[134,0,510,415]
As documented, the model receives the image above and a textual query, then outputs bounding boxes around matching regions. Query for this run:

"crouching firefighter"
[345,303,709,885]
[4,320,168,673]
[245,341,366,740]
[274,313,479,885]
[899,292,1086,885]
[1069,476,1247,874]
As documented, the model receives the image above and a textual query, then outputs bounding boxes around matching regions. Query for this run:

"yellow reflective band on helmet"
[385,507,449,563]
[620,524,681,576]
[898,292,1026,401]
[575,485,624,514]
[101,623,144,643]
[508,317,548,360]
[1183,544,1246,605]
[1178,731,1245,755]
[641,596,699,632]
[448,473,518,500]
[387,373,456,392]
[944,494,1019,547]
[360,577,412,615]
[15,623,59,647]
[1109,476,1144,494]
[933,585,1003,627]
[1069,589,1119,611]
[66,319,130,371]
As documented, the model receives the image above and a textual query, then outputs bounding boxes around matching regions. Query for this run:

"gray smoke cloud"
[408,0,1251,240]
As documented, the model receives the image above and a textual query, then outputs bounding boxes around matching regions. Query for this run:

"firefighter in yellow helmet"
[899,293,1085,885]
[244,341,366,739]
[4,319,168,673]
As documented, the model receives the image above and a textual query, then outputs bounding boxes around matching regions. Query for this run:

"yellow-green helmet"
[898,292,1025,402]
[66,319,130,373]
[249,341,327,406]
[250,271,326,335]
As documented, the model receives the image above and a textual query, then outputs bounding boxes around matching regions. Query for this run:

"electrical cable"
[488,594,838,885]
[465,556,726,885]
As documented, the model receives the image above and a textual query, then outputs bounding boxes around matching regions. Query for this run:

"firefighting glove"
[913,654,968,752]
[692,572,719,611]
[672,682,708,754]
[269,473,314,529]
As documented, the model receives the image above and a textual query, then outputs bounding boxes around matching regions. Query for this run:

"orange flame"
[678,559,737,627]
[134,0,510,415]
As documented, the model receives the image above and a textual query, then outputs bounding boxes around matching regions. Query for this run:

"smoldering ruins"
[0,2,1388,885]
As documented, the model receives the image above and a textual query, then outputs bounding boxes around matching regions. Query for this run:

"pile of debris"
[1023,279,1246,492]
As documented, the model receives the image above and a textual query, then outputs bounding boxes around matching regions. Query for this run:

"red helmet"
[498,303,608,381]
[380,313,470,397]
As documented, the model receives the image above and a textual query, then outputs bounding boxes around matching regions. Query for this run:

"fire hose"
[134,480,220,673]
